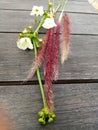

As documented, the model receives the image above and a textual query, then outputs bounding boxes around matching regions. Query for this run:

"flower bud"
[52,114,56,118]
[38,118,46,125]
[38,111,44,117]
[48,118,53,123]
[19,33,22,37]
[28,26,33,30]
[48,2,53,7]
[38,38,43,42]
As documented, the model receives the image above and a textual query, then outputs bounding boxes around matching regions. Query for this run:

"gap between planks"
[0,32,98,36]
[0,8,98,15]
[0,79,98,86]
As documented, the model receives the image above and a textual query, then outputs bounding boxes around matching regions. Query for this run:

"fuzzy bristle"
[45,28,54,111]
[25,31,49,81]
[53,21,60,80]
[61,14,70,64]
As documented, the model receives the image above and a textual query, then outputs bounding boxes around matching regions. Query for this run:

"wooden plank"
[0,0,98,14]
[0,10,98,34]
[0,33,98,81]
[0,84,98,130]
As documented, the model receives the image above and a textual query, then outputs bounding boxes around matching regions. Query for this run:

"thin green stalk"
[30,0,64,113]
[34,15,46,35]
[55,2,62,13]
[52,0,54,5]
[31,4,54,108]
[34,2,53,36]
[33,1,62,37]
[59,0,68,21]
[33,39,47,108]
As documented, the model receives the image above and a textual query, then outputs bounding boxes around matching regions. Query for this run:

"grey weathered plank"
[0,0,98,130]
[0,10,98,34]
[0,0,98,14]
[0,33,98,81]
[0,84,98,130]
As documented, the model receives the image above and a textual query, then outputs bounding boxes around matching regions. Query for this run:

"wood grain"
[0,84,98,130]
[0,33,98,81]
[0,0,98,14]
[0,10,98,34]
[0,0,98,129]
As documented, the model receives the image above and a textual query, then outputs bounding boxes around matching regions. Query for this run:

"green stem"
[34,15,46,35]
[30,0,63,109]
[59,0,68,21]
[33,39,47,108]
[34,2,52,36]
[33,1,61,36]
[55,2,62,13]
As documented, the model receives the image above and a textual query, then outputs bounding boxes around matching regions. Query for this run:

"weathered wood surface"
[1,84,98,130]
[0,0,98,14]
[0,0,98,130]
[0,10,98,34]
[0,33,98,81]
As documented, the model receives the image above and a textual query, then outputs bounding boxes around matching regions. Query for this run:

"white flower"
[30,6,44,16]
[88,0,98,10]
[17,37,33,50]
[42,18,57,29]
[88,0,94,4]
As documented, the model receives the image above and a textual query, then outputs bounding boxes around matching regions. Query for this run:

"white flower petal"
[42,18,57,29]
[17,39,28,50]
[88,0,98,10]
[30,6,44,16]
[88,0,93,4]
[17,37,33,50]
[30,11,35,16]
[28,41,33,49]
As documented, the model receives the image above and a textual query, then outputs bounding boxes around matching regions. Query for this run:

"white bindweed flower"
[88,0,98,10]
[42,18,57,29]
[17,37,33,50]
[30,6,44,16]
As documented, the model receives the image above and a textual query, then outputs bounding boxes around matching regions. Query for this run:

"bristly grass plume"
[44,28,54,112]
[16,0,70,125]
[26,31,49,81]
[61,14,70,64]
[53,21,60,80]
